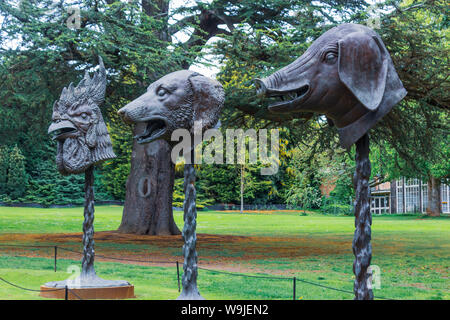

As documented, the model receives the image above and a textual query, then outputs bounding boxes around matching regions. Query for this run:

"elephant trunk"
[255,70,285,98]
[254,52,315,107]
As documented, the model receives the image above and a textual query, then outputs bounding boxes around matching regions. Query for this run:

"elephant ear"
[338,32,388,111]
[188,73,225,132]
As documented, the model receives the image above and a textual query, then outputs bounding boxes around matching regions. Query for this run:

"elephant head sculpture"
[118,70,224,145]
[255,23,407,148]
[48,57,116,175]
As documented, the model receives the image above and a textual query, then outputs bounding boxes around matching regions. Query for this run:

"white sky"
[170,0,223,78]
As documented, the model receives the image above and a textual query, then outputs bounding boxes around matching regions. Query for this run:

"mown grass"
[0,256,308,300]
[0,205,448,237]
[0,206,448,300]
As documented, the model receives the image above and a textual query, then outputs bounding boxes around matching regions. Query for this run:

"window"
[442,184,450,214]
[396,178,449,214]
[422,185,428,213]
[405,179,420,213]
[397,181,404,213]
[371,195,390,214]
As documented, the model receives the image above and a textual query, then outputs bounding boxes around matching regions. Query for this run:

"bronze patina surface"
[255,23,406,149]
[255,24,406,300]
[46,58,130,292]
[119,70,224,300]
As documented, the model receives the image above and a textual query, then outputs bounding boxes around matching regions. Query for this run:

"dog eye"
[157,88,167,97]
[325,52,337,64]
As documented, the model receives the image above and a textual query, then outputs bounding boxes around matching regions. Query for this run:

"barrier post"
[54,246,58,272]
[176,261,181,292]
[293,277,296,300]
[64,285,68,300]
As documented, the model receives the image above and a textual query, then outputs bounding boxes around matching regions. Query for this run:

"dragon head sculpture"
[48,57,116,175]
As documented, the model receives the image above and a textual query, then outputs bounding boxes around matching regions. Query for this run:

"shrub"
[0,145,28,200]
[173,178,214,210]
[321,199,353,215]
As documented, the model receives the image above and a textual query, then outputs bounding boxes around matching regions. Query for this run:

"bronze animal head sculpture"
[118,70,224,300]
[117,70,224,145]
[255,23,407,149]
[48,57,116,175]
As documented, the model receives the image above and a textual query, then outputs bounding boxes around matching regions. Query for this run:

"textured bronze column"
[177,150,203,300]
[117,70,224,300]
[352,134,373,300]
[81,166,96,278]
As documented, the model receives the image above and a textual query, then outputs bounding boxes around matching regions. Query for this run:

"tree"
[213,0,448,216]
[0,0,183,233]
[370,0,449,216]
[2,0,445,218]
[119,0,370,231]
[0,146,8,196]
[0,145,28,200]
[5,146,28,199]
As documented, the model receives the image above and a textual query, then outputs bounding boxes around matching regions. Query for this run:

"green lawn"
[0,206,448,300]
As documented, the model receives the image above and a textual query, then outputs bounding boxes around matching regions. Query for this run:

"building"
[370,178,450,214]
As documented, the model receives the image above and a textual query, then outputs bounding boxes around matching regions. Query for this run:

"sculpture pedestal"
[40,277,134,300]
[177,291,205,300]
[40,285,135,300]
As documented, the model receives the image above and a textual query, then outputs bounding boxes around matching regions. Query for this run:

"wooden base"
[40,285,135,300]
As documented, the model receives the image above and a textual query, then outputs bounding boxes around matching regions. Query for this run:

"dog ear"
[188,74,224,132]
[338,32,388,111]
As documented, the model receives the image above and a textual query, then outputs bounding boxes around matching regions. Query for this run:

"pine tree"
[3,146,28,200]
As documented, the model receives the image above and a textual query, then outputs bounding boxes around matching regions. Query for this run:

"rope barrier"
[197,266,392,300]
[0,277,62,292]
[0,276,84,300]
[57,246,174,264]
[0,244,55,248]
[294,278,394,300]
[295,277,356,295]
[0,243,395,300]
[198,266,289,280]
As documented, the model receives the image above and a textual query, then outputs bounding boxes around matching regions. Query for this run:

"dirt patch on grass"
[398,283,429,290]
[0,231,352,273]
[221,210,315,215]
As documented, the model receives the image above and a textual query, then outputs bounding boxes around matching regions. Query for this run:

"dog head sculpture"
[255,23,407,148]
[48,57,116,175]
[117,70,224,145]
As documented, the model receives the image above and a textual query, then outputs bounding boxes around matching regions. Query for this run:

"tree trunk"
[116,1,180,235]
[426,176,442,217]
[118,123,180,235]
